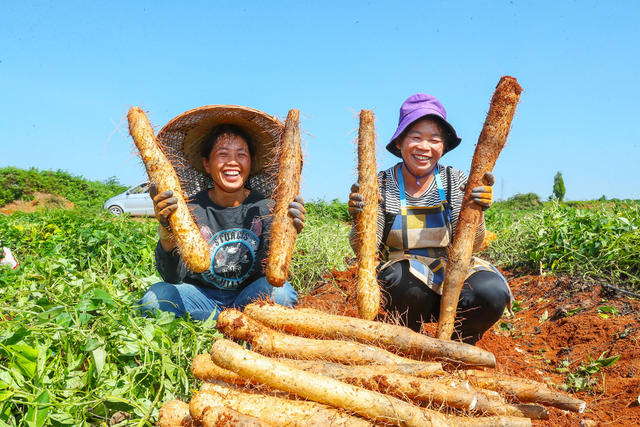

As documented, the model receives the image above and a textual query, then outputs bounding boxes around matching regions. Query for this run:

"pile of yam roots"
[158,302,585,426]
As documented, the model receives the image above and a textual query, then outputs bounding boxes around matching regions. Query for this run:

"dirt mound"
[0,192,74,214]
[301,266,640,426]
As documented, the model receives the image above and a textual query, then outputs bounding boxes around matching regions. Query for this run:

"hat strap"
[402,161,437,187]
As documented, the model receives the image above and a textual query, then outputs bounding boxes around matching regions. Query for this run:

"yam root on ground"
[355,110,381,320]
[437,77,522,340]
[461,369,587,413]
[192,353,251,385]
[216,309,441,371]
[209,339,448,426]
[198,381,372,427]
[127,107,210,273]
[447,414,530,427]
[265,109,303,287]
[244,303,496,367]
[158,400,194,427]
[189,390,271,426]
[281,359,547,419]
[193,352,444,384]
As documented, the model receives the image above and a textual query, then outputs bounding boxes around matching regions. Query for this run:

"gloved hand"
[149,183,178,238]
[461,172,495,210]
[348,183,365,219]
[288,196,306,234]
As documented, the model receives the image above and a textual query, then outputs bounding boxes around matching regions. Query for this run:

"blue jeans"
[137,276,298,321]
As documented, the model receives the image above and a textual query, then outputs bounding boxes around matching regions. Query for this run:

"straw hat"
[157,105,284,197]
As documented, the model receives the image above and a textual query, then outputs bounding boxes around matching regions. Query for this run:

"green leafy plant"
[597,305,619,319]
[485,199,640,290]
[0,208,218,425]
[556,352,620,392]
[566,307,582,316]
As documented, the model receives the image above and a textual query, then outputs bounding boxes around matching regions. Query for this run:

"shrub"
[304,198,351,222]
[492,192,541,211]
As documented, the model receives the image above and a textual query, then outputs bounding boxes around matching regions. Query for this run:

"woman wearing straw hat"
[348,94,512,344]
[138,105,303,321]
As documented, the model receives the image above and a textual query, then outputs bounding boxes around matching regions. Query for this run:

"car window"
[131,183,150,194]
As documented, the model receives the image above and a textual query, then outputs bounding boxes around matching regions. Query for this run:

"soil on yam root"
[299,265,640,426]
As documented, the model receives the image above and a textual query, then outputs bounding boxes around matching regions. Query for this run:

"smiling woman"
[201,125,253,207]
[136,105,306,321]
[348,93,513,345]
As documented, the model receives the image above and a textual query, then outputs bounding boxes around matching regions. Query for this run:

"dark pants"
[378,261,510,344]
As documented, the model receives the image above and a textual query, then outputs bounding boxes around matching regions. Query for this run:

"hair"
[201,124,254,160]
[396,115,453,152]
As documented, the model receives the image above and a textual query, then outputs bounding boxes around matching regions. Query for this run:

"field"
[0,168,639,426]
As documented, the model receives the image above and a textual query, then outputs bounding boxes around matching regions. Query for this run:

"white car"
[103,182,154,216]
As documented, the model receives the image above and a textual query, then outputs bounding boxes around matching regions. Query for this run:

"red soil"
[299,266,640,426]
[0,192,74,214]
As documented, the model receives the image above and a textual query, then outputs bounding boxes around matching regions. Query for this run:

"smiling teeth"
[224,171,240,176]
[414,155,430,161]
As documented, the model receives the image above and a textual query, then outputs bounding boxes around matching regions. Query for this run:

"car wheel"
[108,205,124,216]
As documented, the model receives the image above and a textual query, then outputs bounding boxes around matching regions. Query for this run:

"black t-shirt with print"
[155,189,272,291]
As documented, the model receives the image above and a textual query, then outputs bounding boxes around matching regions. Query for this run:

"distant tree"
[552,171,566,201]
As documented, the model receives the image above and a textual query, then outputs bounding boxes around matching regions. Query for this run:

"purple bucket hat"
[386,93,462,157]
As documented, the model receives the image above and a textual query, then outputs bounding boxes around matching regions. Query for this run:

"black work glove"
[149,183,178,230]
[288,195,306,234]
[348,183,365,220]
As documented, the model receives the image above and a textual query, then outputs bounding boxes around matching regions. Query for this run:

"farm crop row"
[0,191,637,424]
[485,200,640,290]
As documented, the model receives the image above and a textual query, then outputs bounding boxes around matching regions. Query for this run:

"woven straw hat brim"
[157,105,284,198]
[158,104,284,175]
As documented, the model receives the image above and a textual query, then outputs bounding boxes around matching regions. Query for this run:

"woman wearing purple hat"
[348,93,512,345]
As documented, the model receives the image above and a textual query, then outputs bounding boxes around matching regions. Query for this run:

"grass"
[290,199,353,293]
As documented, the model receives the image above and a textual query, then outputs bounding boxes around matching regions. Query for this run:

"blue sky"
[2,1,639,201]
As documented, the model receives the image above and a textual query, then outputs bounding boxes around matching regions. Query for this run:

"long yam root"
[158,400,194,427]
[437,77,522,339]
[244,303,496,367]
[281,359,547,419]
[355,110,381,320]
[193,351,442,383]
[127,107,210,273]
[198,381,372,426]
[192,353,250,385]
[189,390,271,426]
[216,309,441,371]
[462,369,586,413]
[265,109,303,287]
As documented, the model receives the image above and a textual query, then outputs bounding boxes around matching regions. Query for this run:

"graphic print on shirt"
[200,217,263,290]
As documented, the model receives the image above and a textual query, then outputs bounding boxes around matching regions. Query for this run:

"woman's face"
[395,118,445,175]
[202,134,251,194]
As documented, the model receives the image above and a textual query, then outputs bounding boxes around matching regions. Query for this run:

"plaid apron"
[381,164,508,297]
